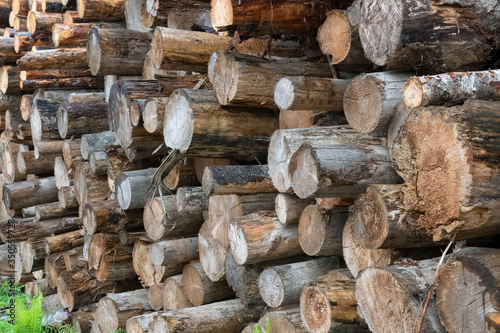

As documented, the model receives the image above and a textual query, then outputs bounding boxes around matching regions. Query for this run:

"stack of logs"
[0,0,499,332]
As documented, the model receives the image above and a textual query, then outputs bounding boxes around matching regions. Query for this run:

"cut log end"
[402,77,424,108]
[317,10,352,64]
[274,77,294,110]
[87,29,101,76]
[164,89,194,152]
[210,0,233,30]
[298,205,327,256]
[182,263,205,306]
[96,297,119,333]
[288,144,318,199]
[300,285,332,333]
[143,99,159,133]
[0,67,9,94]
[258,268,284,308]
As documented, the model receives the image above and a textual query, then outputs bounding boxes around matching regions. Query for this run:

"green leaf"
[265,317,270,333]
[253,323,263,333]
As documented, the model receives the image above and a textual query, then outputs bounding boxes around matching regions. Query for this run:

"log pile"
[0,0,499,332]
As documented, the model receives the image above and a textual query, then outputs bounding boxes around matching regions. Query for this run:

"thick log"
[52,22,122,47]
[359,0,500,72]
[275,77,349,112]
[164,89,278,159]
[150,299,260,333]
[80,131,116,160]
[275,194,315,226]
[182,261,234,306]
[73,162,110,205]
[300,269,362,333]
[391,100,500,241]
[298,205,347,256]
[82,200,143,235]
[143,195,204,240]
[57,99,108,139]
[30,99,60,141]
[115,168,157,210]
[202,165,275,196]
[208,193,276,248]
[143,96,168,134]
[34,201,78,220]
[94,288,151,333]
[44,229,84,255]
[27,10,62,34]
[58,186,78,208]
[1,140,27,184]
[149,236,198,271]
[17,47,87,70]
[355,256,447,333]
[0,37,25,64]
[87,28,152,76]
[0,65,21,94]
[436,247,500,333]
[77,0,124,20]
[151,27,303,72]
[198,221,226,282]
[132,240,166,287]
[268,126,386,193]
[17,150,55,175]
[403,69,500,109]
[210,0,350,36]
[209,51,332,108]
[3,176,58,210]
[259,258,338,308]
[343,72,410,133]
[229,211,303,265]
[162,274,192,310]
[88,233,133,270]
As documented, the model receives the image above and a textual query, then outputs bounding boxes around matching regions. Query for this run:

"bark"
[3,176,58,210]
[16,151,53,176]
[20,240,45,272]
[268,126,387,193]
[86,27,152,76]
[258,258,339,308]
[61,139,81,167]
[391,100,500,241]
[289,143,401,198]
[275,194,315,226]
[0,65,22,94]
[34,201,78,220]
[17,47,87,70]
[58,186,78,209]
[70,306,97,333]
[96,260,138,282]
[77,0,125,21]
[27,10,63,34]
[132,240,166,287]
[57,99,109,138]
[162,274,193,310]
[164,89,277,159]
[182,261,235,306]
[29,99,60,141]
[52,22,123,47]
[149,236,199,270]
[202,165,275,196]
[88,233,133,270]
[175,186,208,213]
[0,37,25,65]
[209,51,332,108]
[73,162,110,206]
[82,199,143,235]
[21,75,104,90]
[167,6,211,30]
[298,205,347,256]
[44,229,84,255]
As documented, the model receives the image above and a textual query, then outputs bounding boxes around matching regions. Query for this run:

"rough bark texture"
[202,164,275,195]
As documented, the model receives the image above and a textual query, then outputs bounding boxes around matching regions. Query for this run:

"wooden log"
[61,139,81,168]
[115,168,157,210]
[27,10,62,34]
[34,201,78,220]
[436,247,500,333]
[58,186,78,209]
[94,288,151,333]
[0,65,22,94]
[182,261,234,306]
[289,144,401,199]
[132,240,166,287]
[268,126,387,193]
[259,257,338,308]
[21,75,104,90]
[0,37,25,64]
[33,140,64,159]
[29,99,60,141]
[149,236,198,270]
[17,150,55,176]
[118,231,152,246]
[358,0,500,72]
[162,158,198,191]
[80,131,116,160]
[198,221,227,282]
[164,89,278,159]
[13,16,28,31]
[151,27,303,73]
[275,77,349,112]
[343,72,410,133]
[6,109,29,134]
[210,0,350,36]
[162,274,192,310]
[258,307,307,333]
[229,211,303,265]
[202,165,275,196]
[73,162,110,206]
[300,269,362,333]
[82,200,143,235]
[298,205,347,256]
[355,256,447,332]
[70,306,98,333]
[3,176,58,210]
[52,22,122,47]
[13,0,31,15]
[175,186,208,213]
[275,194,315,226]
[0,93,22,113]
[126,312,159,333]
[44,229,84,255]
[208,193,276,248]
[0,216,80,243]
[42,0,77,12]
[20,240,45,272]
[403,69,500,109]
[88,233,133,270]
[148,283,163,311]
[86,28,152,76]
[167,6,211,30]
[142,96,167,134]
[391,100,500,241]
[25,279,56,297]
[150,299,260,333]
[280,109,348,131]
[17,47,87,70]
[57,99,108,139]
[77,0,124,20]
[1,140,27,184]
[209,51,332,108]
[54,156,71,190]
[96,259,137,282]
[193,157,230,183]
[143,195,204,240]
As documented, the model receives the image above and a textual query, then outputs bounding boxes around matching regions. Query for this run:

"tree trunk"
[391,100,500,241]
[76,0,125,20]
[88,233,133,270]
[275,77,349,112]
[359,0,500,72]
[44,229,84,255]
[82,200,143,235]
[115,168,157,210]
[149,236,199,271]
[17,150,54,176]
[403,69,500,108]
[198,221,227,282]
[3,176,58,210]
[30,99,61,141]
[132,240,166,287]
[80,131,116,160]
[229,211,303,265]
[436,247,500,333]
[86,28,152,76]
[268,126,386,193]
[58,99,109,139]
[289,144,401,198]
[202,165,275,196]
[343,72,411,133]
[210,0,350,36]
[17,47,87,70]
[182,261,235,306]
[34,201,78,220]
[162,274,193,310]
[151,27,303,72]
[27,11,63,34]
[164,89,278,159]
[209,51,332,108]
[298,205,347,256]
[259,258,339,308]
[275,194,315,226]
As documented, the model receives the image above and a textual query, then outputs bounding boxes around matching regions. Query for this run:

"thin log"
[162,274,192,310]
[57,99,108,139]
[34,201,78,220]
[17,47,87,70]
[202,165,275,196]
[275,194,315,226]
[44,229,84,255]
[80,131,116,160]
[17,150,55,175]
[77,0,124,20]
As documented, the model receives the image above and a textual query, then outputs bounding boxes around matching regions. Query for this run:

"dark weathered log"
[0,93,22,113]
[359,0,500,72]
[30,99,60,141]
[3,176,58,210]
[70,306,97,333]
[275,194,315,226]
[0,37,26,64]
[42,0,77,12]
[82,200,143,235]
[162,274,193,310]
[57,99,108,139]
[52,22,122,47]
[202,165,275,196]
[175,186,208,213]
[87,28,152,76]
[391,100,500,241]
[298,205,347,256]
[164,89,277,159]
[17,150,55,176]
[20,240,45,272]
[17,47,87,70]
[209,51,332,108]
[44,229,84,255]
[167,6,211,30]
[403,69,500,109]
[27,11,63,34]
[259,258,338,308]
[132,240,166,287]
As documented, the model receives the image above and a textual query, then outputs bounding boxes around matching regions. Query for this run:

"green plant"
[253,318,270,333]
[0,281,27,309]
